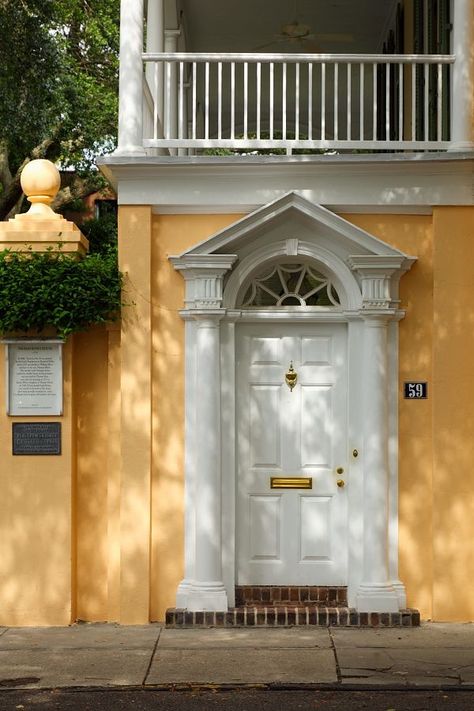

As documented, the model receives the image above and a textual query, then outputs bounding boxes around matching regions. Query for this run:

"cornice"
[99,152,474,211]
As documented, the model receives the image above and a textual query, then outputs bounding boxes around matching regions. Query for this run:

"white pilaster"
[185,314,228,611]
[145,0,164,140]
[171,254,237,611]
[450,0,474,151]
[164,29,181,156]
[357,313,400,613]
[116,0,146,155]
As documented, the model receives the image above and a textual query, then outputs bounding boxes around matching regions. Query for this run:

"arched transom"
[241,262,341,308]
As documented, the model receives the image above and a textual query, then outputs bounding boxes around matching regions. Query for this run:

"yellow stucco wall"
[344,209,474,622]
[431,207,474,621]
[149,214,243,621]
[343,213,434,619]
[74,326,110,622]
[1,205,473,625]
[0,341,74,626]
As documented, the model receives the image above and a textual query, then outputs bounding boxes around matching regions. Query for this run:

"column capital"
[170,254,237,310]
[348,255,415,311]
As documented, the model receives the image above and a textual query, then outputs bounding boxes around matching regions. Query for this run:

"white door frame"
[170,195,416,613]
[234,321,349,586]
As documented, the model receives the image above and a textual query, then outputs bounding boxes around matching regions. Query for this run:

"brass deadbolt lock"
[336,467,344,475]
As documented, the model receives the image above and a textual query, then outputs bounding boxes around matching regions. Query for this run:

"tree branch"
[51,175,103,213]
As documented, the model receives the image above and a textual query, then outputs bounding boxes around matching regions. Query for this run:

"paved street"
[2,689,474,710]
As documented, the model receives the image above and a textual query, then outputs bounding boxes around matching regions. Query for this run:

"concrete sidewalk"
[0,623,473,690]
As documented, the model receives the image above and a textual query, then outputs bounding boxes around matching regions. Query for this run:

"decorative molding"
[348,255,416,310]
[170,192,416,614]
[99,154,474,209]
[170,254,237,309]
[285,238,299,256]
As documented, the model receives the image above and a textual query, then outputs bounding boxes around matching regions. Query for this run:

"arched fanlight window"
[241,263,340,307]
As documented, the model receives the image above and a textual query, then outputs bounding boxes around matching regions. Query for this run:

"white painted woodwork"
[236,323,348,585]
[164,30,181,156]
[356,315,399,613]
[145,0,164,141]
[103,157,474,213]
[116,0,146,155]
[171,194,416,612]
[142,52,454,153]
[186,315,228,611]
[450,0,474,150]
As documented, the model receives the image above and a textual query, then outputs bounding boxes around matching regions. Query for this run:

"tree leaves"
[0,0,119,210]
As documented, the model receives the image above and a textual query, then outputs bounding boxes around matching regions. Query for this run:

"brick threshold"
[165,606,420,628]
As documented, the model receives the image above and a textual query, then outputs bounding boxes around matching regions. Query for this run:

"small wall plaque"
[5,341,63,416]
[12,422,61,455]
[404,382,428,399]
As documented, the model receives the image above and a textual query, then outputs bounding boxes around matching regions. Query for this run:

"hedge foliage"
[0,247,123,339]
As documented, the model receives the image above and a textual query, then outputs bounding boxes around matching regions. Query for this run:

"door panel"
[249,495,281,560]
[250,385,281,467]
[237,322,348,585]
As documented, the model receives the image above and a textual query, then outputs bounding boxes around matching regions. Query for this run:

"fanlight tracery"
[241,263,341,307]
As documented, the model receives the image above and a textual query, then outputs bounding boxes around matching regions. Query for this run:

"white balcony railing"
[141,52,455,153]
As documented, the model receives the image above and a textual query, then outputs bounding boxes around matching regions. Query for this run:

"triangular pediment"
[180,192,408,260]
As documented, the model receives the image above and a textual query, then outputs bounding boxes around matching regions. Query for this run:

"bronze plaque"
[12,423,61,455]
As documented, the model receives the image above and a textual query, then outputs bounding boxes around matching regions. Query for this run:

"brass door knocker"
[285,361,298,392]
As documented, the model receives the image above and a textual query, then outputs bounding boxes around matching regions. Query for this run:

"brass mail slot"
[270,477,313,489]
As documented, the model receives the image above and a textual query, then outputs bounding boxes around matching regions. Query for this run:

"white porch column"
[356,314,399,613]
[450,0,474,150]
[145,0,164,139]
[348,255,415,613]
[170,255,237,612]
[186,313,228,611]
[116,0,146,155]
[164,29,181,156]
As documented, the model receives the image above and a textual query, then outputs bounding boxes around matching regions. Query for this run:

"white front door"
[236,322,348,585]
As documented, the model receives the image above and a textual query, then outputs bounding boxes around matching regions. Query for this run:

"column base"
[176,579,194,609]
[186,582,228,612]
[391,580,407,609]
[112,146,147,157]
[356,583,400,613]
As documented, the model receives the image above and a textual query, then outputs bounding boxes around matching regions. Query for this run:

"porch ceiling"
[178,0,399,54]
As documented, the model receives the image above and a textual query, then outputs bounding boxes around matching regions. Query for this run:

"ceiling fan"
[254,0,353,52]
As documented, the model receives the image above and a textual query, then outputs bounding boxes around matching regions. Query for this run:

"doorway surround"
[170,192,416,613]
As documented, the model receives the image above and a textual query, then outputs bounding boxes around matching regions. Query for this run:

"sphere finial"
[20,159,61,218]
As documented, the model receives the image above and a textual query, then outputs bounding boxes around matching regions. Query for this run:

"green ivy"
[0,247,123,339]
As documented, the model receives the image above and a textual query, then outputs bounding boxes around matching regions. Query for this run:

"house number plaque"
[404,381,428,399]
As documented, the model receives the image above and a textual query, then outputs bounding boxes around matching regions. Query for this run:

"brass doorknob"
[336,479,345,488]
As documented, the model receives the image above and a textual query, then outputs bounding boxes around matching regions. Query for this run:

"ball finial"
[20,159,61,218]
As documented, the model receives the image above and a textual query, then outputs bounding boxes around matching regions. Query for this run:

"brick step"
[165,606,420,628]
[235,585,348,607]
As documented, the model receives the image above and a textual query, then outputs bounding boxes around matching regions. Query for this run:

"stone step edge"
[165,607,420,628]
